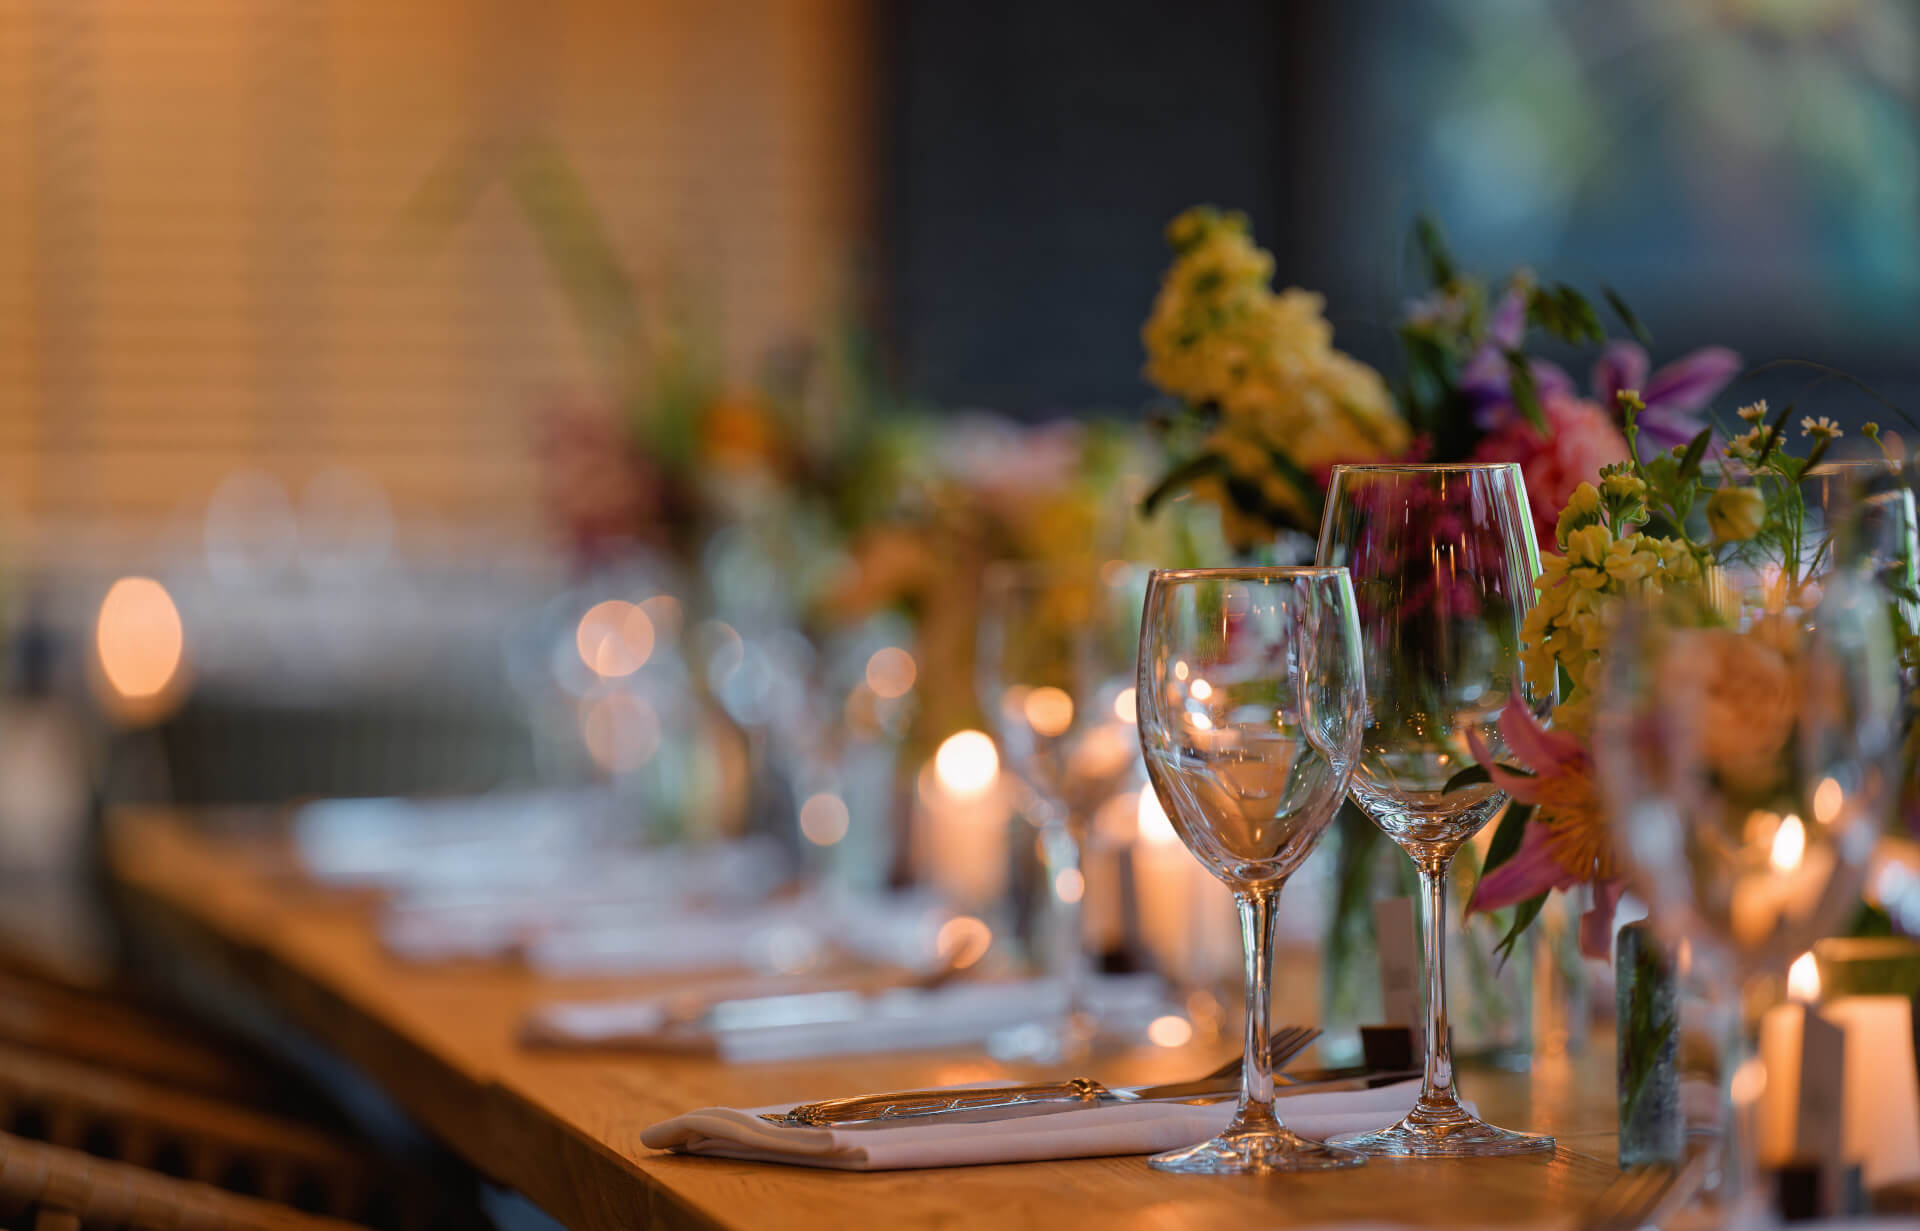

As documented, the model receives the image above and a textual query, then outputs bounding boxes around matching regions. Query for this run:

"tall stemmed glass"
[1316,462,1555,1157]
[1136,567,1368,1174]
[1597,572,1900,1225]
[978,563,1147,1057]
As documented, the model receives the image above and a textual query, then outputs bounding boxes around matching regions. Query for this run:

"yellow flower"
[1706,486,1766,544]
[1737,400,1769,424]
[1566,524,1612,569]
[1800,416,1842,441]
[1603,537,1657,585]
[1556,483,1604,547]
[1724,427,1768,461]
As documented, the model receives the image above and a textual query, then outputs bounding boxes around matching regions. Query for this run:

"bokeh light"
[799,792,851,846]
[1023,685,1074,737]
[97,577,184,700]
[865,646,917,699]
[934,730,999,796]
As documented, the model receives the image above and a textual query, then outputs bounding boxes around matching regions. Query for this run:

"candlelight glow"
[934,730,999,796]
[1023,686,1075,736]
[1788,950,1821,1002]
[1137,788,1178,846]
[1814,777,1844,825]
[579,693,661,771]
[1174,660,1190,681]
[1147,1014,1194,1048]
[1112,686,1137,724]
[1770,814,1807,872]
[576,600,654,677]
[1054,867,1085,904]
[935,915,992,969]
[865,647,917,699]
[1730,1057,1768,1108]
[799,792,850,846]
[97,577,184,699]
[1189,677,1213,701]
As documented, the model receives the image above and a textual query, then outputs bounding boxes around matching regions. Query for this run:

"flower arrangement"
[1465,396,1908,956]
[1139,207,1741,551]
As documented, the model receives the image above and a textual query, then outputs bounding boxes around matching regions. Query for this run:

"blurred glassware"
[1596,570,1901,1226]
[1316,461,1556,1158]
[1805,458,1919,666]
[976,561,1147,1058]
[1135,566,1367,1174]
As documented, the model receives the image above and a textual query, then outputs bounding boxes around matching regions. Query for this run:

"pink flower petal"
[1578,880,1627,960]
[1591,341,1648,409]
[1468,819,1575,913]
[1642,347,1742,415]
[1464,724,1545,804]
[1496,692,1582,776]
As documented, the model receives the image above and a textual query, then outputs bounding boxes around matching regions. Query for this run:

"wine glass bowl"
[1316,462,1556,1159]
[1136,566,1367,1174]
[977,562,1148,1056]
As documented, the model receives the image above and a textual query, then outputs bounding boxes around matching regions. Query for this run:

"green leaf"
[1603,284,1652,345]
[1755,400,1795,468]
[1676,426,1713,482]
[1801,434,1833,474]
[1442,764,1492,793]
[1494,892,1548,968]
[1481,802,1536,880]
[1505,350,1546,434]
[1413,216,1456,288]
[1140,452,1225,517]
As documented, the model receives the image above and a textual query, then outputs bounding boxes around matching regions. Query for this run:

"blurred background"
[0,0,1905,965]
[0,0,1904,1222]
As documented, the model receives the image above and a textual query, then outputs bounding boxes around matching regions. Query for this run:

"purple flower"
[1592,341,1742,452]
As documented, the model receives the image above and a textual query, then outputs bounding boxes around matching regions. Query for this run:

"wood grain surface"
[107,808,1625,1231]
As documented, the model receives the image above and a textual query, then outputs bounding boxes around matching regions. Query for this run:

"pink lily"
[1462,696,1623,959]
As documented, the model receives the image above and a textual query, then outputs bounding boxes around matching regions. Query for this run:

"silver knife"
[759,1066,1420,1128]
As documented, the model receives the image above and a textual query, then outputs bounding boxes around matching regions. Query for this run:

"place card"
[1374,896,1421,1048]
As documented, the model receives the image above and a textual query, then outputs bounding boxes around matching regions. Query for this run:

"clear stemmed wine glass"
[1597,570,1901,1225]
[1135,566,1368,1174]
[978,562,1147,1057]
[1315,462,1556,1158]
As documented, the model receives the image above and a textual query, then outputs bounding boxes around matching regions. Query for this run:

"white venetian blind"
[0,0,873,538]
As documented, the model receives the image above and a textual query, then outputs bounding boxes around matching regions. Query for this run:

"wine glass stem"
[1037,820,1089,1024]
[1416,853,1460,1110]
[1232,887,1282,1131]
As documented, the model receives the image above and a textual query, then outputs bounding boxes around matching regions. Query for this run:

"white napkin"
[641,1079,1432,1170]
[526,975,1172,1063]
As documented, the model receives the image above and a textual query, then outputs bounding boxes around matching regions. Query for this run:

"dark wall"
[883,0,1302,415]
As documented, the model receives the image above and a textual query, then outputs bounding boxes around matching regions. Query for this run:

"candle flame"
[1770,814,1807,873]
[1788,950,1821,1002]
[934,730,999,796]
[1814,777,1844,826]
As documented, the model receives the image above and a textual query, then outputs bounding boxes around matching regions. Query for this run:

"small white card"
[1374,896,1421,1038]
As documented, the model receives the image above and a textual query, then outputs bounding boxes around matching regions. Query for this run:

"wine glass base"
[1150,1125,1365,1175]
[1329,1099,1554,1158]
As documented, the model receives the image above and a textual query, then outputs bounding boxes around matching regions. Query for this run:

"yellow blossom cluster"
[1520,481,1701,732]
[1142,208,1408,538]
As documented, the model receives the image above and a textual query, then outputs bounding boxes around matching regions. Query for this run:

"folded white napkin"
[525,975,1171,1063]
[641,1079,1431,1170]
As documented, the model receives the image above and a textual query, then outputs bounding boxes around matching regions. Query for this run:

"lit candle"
[911,732,1010,910]
[1131,789,1238,986]
[1822,995,1920,1187]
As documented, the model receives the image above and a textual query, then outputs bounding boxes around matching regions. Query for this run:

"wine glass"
[1135,566,1367,1174]
[1597,571,1901,1224]
[1315,462,1555,1158]
[977,562,1147,1056]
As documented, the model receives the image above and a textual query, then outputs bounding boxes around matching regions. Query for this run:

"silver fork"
[761,1024,1321,1127]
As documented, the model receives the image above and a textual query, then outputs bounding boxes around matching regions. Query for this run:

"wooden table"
[107,809,1626,1230]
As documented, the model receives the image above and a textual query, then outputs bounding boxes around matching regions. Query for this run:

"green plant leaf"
[1755,400,1795,468]
[1505,350,1546,434]
[1413,216,1456,288]
[1603,284,1652,345]
[1442,764,1493,793]
[1481,801,1536,879]
[1140,452,1225,517]
[1494,891,1548,967]
[1676,426,1713,482]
